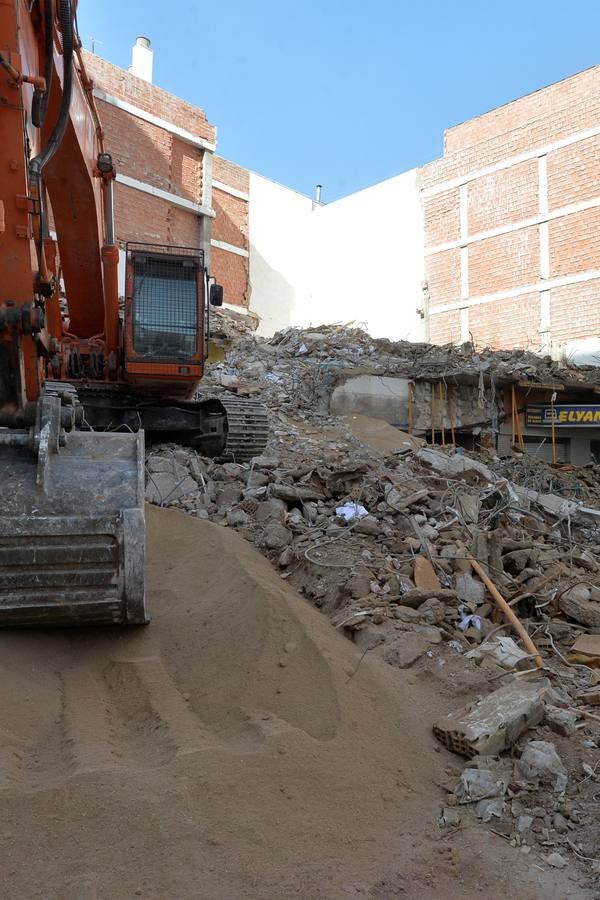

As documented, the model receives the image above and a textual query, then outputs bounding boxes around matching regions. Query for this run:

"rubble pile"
[146,319,600,884]
[201,319,598,419]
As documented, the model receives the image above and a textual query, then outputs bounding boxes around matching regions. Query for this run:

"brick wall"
[423,64,600,351]
[83,51,210,254]
[83,51,215,143]
[83,51,251,308]
[211,157,250,307]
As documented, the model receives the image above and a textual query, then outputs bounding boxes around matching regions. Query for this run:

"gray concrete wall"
[330,375,496,433]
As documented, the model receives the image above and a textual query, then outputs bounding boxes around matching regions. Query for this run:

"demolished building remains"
[145,314,600,887]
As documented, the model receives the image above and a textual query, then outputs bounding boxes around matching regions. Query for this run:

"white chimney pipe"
[129,36,153,83]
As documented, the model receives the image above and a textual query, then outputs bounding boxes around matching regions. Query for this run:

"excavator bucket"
[0,425,147,627]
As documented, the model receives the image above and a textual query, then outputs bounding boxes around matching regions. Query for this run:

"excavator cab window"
[126,244,204,362]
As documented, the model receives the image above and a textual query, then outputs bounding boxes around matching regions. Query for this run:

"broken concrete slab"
[568,633,600,666]
[511,484,600,524]
[261,522,293,550]
[342,415,426,456]
[417,598,446,625]
[465,636,531,671]
[433,678,550,758]
[456,572,486,605]
[146,454,189,478]
[457,494,481,524]
[559,592,600,629]
[417,448,496,483]
[543,704,577,737]
[514,740,568,792]
[145,472,199,505]
[255,498,288,523]
[454,768,506,804]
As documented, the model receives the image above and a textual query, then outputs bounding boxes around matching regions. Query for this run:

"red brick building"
[83,48,250,307]
[422,65,600,353]
[84,44,599,354]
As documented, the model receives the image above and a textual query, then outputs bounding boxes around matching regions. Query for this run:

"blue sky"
[77,1,600,202]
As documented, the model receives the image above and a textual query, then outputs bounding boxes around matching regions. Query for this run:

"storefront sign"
[526,404,600,427]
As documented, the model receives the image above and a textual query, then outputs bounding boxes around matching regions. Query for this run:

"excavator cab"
[124,243,207,392]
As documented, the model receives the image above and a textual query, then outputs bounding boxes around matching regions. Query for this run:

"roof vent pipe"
[315,184,322,203]
[129,36,153,83]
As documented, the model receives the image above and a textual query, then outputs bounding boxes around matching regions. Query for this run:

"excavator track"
[219,396,270,462]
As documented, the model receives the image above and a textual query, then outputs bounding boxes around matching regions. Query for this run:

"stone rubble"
[146,318,600,884]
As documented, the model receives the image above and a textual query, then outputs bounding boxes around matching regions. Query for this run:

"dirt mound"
[0,507,584,898]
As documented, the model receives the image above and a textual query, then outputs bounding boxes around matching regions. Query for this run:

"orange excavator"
[0,0,267,626]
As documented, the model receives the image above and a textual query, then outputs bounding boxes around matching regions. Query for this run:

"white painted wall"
[248,173,315,336]
[248,168,426,341]
[309,170,425,341]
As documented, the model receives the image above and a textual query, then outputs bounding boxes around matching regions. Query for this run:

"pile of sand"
[0,507,581,898]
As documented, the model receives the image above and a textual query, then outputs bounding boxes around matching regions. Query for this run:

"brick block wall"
[467,160,538,233]
[549,207,600,277]
[444,66,600,154]
[96,99,203,204]
[422,69,600,191]
[424,249,461,305]
[467,294,541,350]
[429,309,461,344]
[469,226,539,296]
[210,157,250,307]
[550,279,600,342]
[547,134,600,209]
[423,64,600,352]
[83,51,215,144]
[113,183,200,246]
[213,157,249,194]
[423,189,460,246]
[82,51,251,308]
[212,191,249,248]
[211,247,248,307]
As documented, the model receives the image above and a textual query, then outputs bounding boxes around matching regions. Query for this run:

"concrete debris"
[465,636,532,670]
[433,679,550,758]
[543,852,569,869]
[143,318,600,876]
[454,768,506,804]
[477,797,505,822]
[514,740,568,792]
[559,591,600,628]
[455,572,486,605]
[543,704,577,737]
[439,807,461,828]
[416,448,490,481]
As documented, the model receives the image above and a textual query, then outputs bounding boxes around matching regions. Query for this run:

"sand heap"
[0,506,579,899]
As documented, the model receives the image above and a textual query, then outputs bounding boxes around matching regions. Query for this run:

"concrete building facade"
[84,45,599,356]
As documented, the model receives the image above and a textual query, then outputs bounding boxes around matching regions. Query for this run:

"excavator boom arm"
[0,0,147,627]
